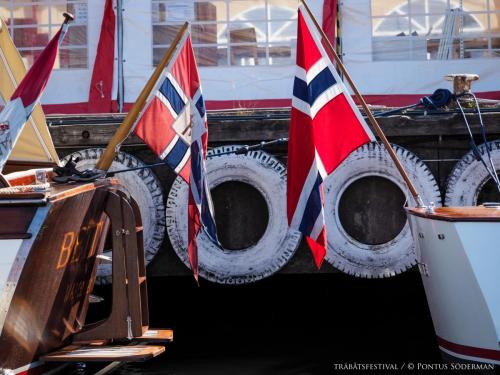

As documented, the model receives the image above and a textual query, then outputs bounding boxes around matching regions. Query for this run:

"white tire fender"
[445,141,500,206]
[324,142,441,278]
[166,145,301,284]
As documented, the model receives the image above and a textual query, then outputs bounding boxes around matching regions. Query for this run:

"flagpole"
[96,22,189,171]
[299,0,424,207]
[62,12,74,25]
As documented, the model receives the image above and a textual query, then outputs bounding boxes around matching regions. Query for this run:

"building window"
[152,0,298,67]
[0,0,88,69]
[371,0,500,61]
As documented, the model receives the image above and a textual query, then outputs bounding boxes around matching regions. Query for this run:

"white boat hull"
[407,210,500,364]
[0,240,22,300]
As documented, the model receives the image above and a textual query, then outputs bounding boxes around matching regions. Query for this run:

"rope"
[468,92,500,190]
[208,138,289,157]
[106,161,169,177]
[420,88,453,109]
[373,89,453,117]
[455,94,500,193]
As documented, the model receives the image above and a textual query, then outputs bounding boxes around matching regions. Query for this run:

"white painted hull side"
[0,240,23,304]
[0,206,48,337]
[407,214,500,364]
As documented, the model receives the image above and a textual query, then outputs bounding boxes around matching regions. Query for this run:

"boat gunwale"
[406,206,500,222]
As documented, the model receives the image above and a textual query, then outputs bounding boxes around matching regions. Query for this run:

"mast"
[300,0,424,207]
[96,22,189,171]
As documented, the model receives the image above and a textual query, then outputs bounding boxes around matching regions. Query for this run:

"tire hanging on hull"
[166,145,301,285]
[445,141,500,206]
[324,142,441,278]
[62,148,165,284]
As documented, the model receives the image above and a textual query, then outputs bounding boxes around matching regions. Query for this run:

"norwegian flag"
[132,33,217,281]
[0,19,70,170]
[287,6,375,268]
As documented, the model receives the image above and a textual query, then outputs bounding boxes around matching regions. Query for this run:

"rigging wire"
[455,94,500,193]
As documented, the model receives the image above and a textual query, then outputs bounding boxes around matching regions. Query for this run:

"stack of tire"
[66,141,447,284]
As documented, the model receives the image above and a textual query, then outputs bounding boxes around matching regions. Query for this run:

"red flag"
[322,0,338,47]
[88,0,115,113]
[131,34,218,281]
[11,24,68,109]
[287,6,375,267]
[0,16,71,170]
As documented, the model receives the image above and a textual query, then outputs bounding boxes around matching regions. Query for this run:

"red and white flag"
[131,33,217,282]
[0,19,70,170]
[287,6,375,268]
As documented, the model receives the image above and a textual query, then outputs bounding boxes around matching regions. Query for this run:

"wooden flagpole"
[300,0,424,207]
[96,22,189,171]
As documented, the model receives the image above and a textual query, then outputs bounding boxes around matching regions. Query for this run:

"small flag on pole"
[0,13,73,171]
[287,5,375,268]
[131,33,217,282]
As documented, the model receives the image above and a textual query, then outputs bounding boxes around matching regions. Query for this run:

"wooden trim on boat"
[41,344,165,362]
[406,207,500,222]
[135,329,173,343]
[0,206,37,235]
[0,184,109,369]
[48,178,119,202]
[0,233,32,239]
[3,160,57,175]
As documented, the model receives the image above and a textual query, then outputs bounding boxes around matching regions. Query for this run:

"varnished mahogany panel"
[407,206,500,222]
[0,206,36,236]
[135,329,174,343]
[41,344,165,362]
[0,182,111,370]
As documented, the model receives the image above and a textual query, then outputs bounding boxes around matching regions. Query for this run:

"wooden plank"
[48,179,118,202]
[0,206,36,235]
[407,207,500,222]
[73,191,130,342]
[0,233,32,239]
[134,329,174,343]
[41,345,165,362]
[378,112,500,137]
[49,122,144,148]
[47,110,500,148]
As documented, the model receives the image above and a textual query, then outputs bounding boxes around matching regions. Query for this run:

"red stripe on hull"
[41,99,294,114]
[40,91,500,114]
[437,336,500,362]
